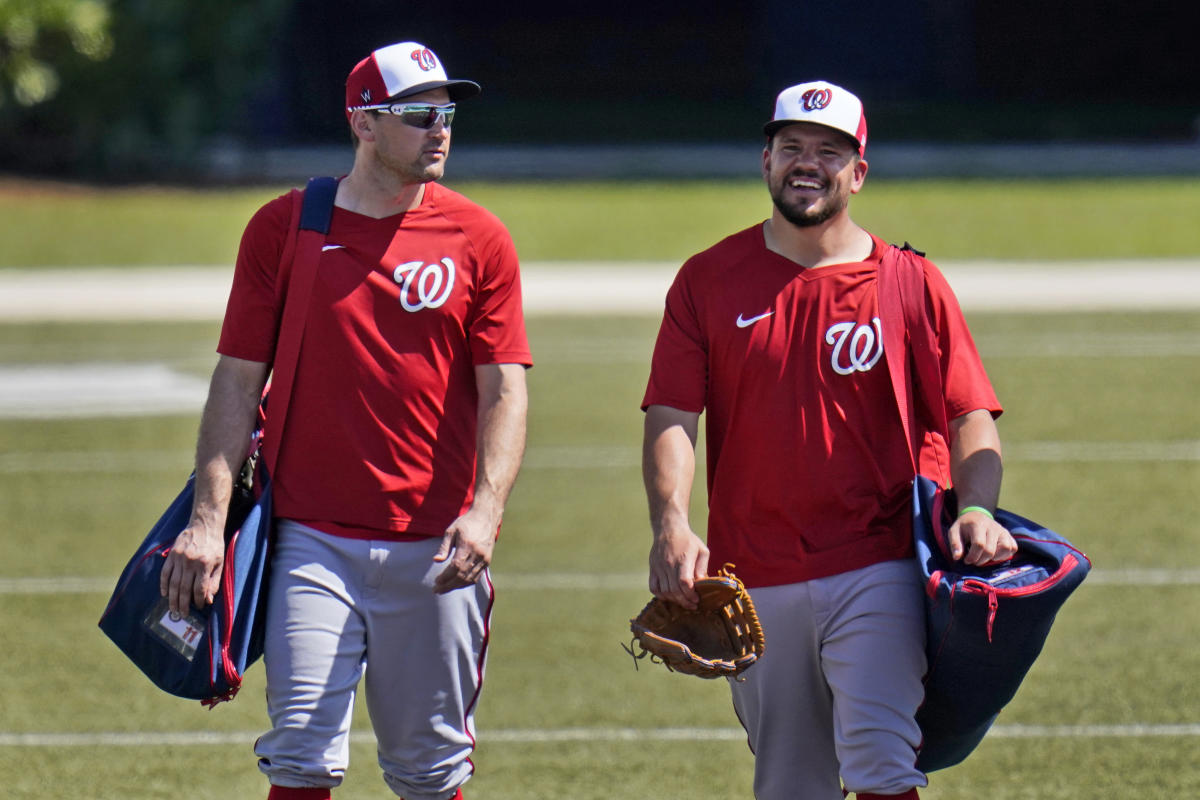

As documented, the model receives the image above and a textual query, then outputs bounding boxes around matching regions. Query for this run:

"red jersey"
[643,226,1000,587]
[219,181,532,539]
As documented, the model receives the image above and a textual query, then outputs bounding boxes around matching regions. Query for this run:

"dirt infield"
[2,260,1199,321]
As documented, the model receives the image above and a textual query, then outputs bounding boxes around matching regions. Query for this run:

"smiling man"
[160,42,531,800]
[640,81,1015,800]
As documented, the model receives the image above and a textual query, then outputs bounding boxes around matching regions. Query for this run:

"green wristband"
[958,505,995,520]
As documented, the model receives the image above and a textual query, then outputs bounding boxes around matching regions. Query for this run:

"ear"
[760,141,772,182]
[849,157,868,194]
[350,109,376,145]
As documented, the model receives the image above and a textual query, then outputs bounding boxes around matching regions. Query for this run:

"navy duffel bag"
[913,475,1091,771]
[98,454,272,706]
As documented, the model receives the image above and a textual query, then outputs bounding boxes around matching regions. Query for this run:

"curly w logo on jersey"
[825,318,884,375]
[392,258,456,312]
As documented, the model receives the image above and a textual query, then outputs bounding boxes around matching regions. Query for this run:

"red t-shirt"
[643,226,1000,587]
[219,181,532,539]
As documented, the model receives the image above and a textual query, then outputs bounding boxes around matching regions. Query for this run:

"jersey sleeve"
[642,263,708,413]
[465,222,532,367]
[216,194,291,364]
[924,259,1002,420]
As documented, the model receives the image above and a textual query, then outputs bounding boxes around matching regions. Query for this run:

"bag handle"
[262,176,339,476]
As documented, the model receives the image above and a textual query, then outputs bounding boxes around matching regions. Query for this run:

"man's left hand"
[948,511,1018,566]
[432,509,498,593]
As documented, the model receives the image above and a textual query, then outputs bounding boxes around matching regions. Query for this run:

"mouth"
[788,175,825,191]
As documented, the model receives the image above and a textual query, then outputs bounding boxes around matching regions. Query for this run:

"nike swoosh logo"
[736,311,775,328]
[321,244,345,252]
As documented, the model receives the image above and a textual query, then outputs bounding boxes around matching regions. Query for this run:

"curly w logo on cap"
[801,88,832,111]
[764,81,867,156]
[345,41,481,119]
[410,47,437,71]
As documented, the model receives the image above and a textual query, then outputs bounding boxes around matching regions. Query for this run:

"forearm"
[643,405,699,537]
[947,408,1017,564]
[949,408,1003,511]
[190,356,269,531]
[643,405,708,603]
[470,363,528,524]
[164,355,268,613]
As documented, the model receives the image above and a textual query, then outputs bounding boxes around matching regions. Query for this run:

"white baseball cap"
[763,81,867,156]
[345,41,481,119]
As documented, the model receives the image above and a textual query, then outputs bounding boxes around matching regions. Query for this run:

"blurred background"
[1,0,1197,183]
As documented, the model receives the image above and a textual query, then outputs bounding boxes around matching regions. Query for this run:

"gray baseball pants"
[254,521,492,800]
[729,559,929,799]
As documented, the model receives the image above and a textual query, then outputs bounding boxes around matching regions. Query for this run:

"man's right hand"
[648,526,710,610]
[160,355,269,617]
[160,524,225,616]
[643,404,706,609]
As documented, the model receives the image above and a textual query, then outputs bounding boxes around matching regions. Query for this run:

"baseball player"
[159,42,531,800]
[640,82,1017,799]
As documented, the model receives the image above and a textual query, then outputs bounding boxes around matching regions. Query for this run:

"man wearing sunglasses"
[161,42,531,800]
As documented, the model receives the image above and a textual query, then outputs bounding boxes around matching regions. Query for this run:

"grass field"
[3,176,1200,266]
[1,177,1198,798]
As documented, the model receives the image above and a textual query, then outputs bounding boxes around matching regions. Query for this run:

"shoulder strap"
[879,242,948,474]
[262,176,339,475]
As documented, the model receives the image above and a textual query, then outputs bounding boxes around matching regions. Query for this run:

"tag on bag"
[142,597,207,662]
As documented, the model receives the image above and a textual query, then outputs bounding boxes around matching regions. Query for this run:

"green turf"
[1,267,1198,794]
[2,177,1199,266]
[3,309,1199,798]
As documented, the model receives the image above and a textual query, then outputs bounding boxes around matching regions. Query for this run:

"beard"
[768,174,850,228]
[771,193,840,227]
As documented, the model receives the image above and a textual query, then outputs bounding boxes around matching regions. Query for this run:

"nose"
[791,146,821,168]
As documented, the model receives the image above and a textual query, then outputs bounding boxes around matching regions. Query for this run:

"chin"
[777,202,836,228]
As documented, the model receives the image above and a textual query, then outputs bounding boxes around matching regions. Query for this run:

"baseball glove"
[624,564,765,680]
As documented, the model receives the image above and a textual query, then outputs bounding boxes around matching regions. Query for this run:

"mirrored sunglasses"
[356,102,456,129]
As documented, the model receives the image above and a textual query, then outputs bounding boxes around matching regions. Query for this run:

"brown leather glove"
[625,565,766,680]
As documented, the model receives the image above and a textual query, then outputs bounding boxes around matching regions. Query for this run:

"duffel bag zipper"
[202,527,243,707]
[959,554,1081,641]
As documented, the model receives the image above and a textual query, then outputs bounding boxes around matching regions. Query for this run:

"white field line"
[1,723,1197,748]
[0,364,209,419]
[4,568,1199,596]
[2,260,1200,320]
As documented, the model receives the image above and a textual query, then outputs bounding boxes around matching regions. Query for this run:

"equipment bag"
[877,243,1092,771]
[97,176,338,705]
[910,474,1091,770]
[97,425,272,704]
